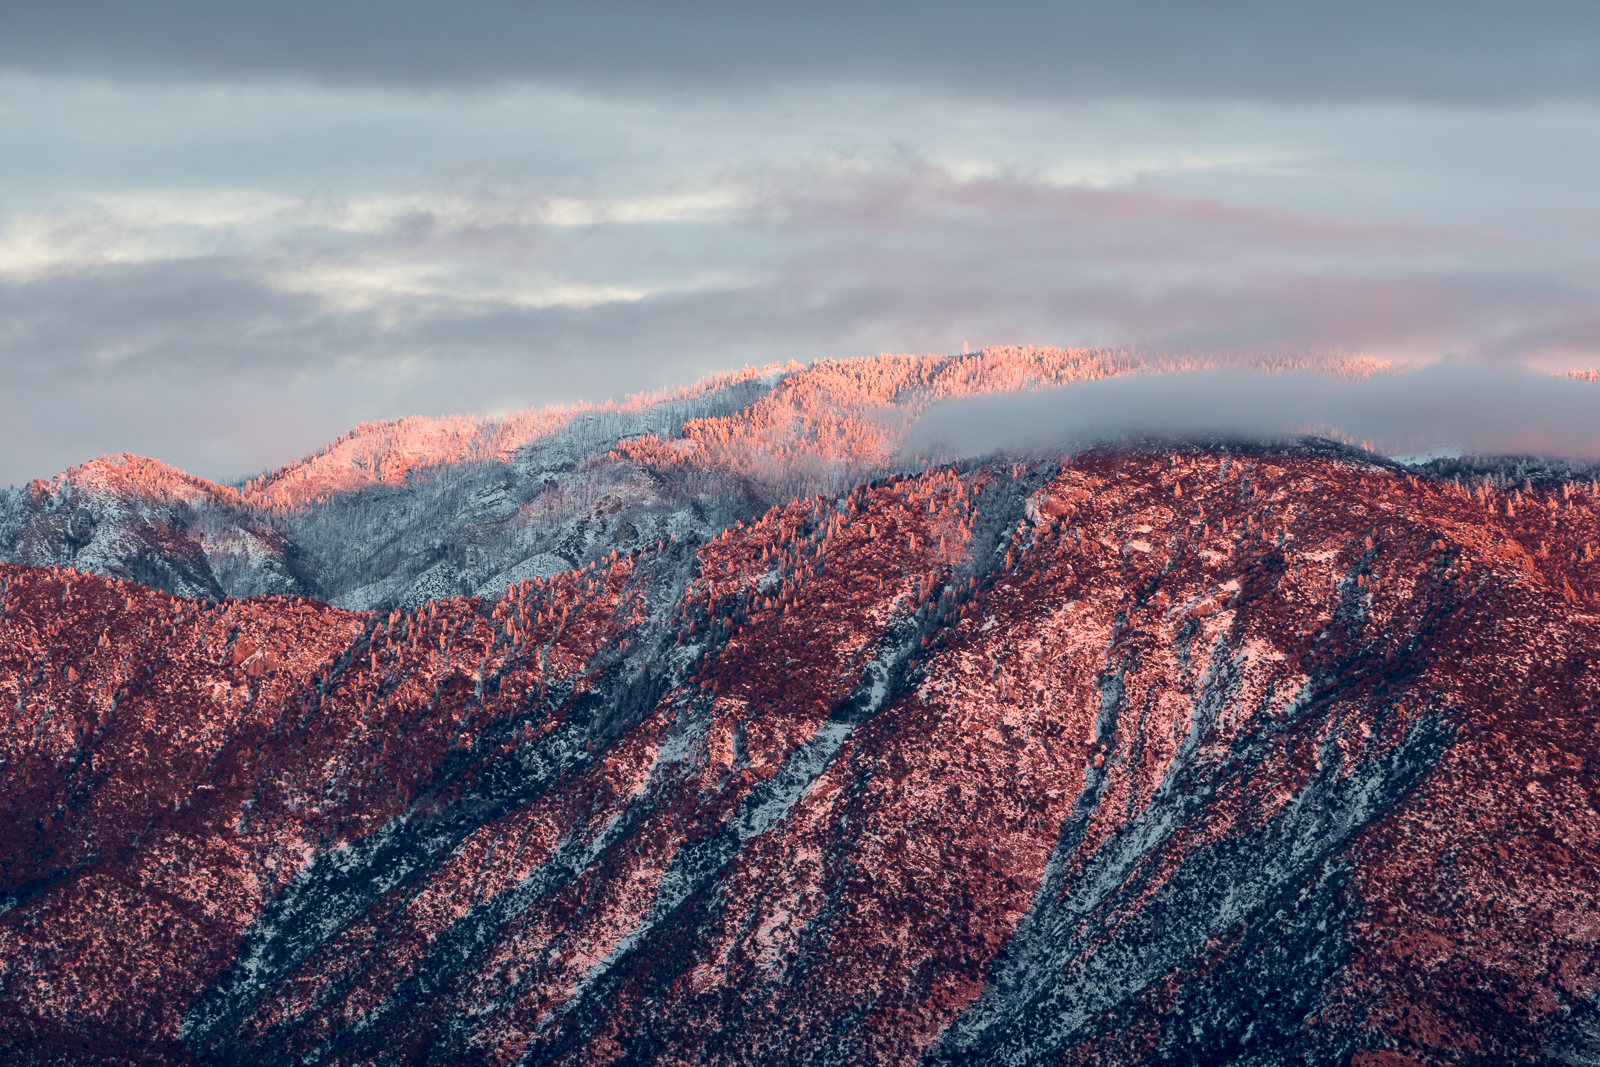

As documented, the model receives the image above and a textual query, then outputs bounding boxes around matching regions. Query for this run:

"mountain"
[3,428,1599,1065]
[0,348,1390,613]
[0,453,293,601]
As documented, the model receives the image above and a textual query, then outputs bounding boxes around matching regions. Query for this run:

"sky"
[3,2,1600,486]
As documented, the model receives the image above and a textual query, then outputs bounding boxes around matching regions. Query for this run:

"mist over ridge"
[143,348,1600,501]
[906,359,1600,463]
[5,346,1599,615]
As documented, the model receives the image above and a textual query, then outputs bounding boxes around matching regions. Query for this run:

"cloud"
[4,158,1600,485]
[4,1,1598,106]
[904,363,1600,461]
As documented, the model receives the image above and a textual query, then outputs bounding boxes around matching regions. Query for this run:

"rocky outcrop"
[1,445,1597,1065]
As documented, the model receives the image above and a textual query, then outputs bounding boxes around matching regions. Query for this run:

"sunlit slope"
[2,444,1597,1065]
[1,348,1389,610]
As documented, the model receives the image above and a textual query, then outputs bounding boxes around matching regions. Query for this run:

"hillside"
[3,443,1598,1065]
[0,348,1390,613]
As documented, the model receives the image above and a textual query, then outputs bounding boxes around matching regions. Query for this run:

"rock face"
[3,445,1599,1066]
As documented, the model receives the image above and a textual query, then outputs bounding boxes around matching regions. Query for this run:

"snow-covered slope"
[0,348,1392,612]
[0,454,308,600]
[0,370,780,607]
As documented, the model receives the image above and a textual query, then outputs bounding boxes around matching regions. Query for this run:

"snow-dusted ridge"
[2,348,1423,612]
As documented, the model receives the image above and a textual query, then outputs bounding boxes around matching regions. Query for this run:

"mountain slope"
[3,444,1597,1065]
[0,453,305,601]
[1,348,1390,612]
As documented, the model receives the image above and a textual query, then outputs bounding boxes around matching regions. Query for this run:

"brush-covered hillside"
[3,352,1599,1066]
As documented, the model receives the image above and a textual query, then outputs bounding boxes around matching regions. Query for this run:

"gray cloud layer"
[5,13,1600,488]
[906,364,1600,461]
[4,158,1600,485]
[6,1,1599,105]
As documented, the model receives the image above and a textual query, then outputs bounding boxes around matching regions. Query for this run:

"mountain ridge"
[0,348,1399,612]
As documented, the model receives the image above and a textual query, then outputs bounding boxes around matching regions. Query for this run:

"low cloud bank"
[904,363,1600,462]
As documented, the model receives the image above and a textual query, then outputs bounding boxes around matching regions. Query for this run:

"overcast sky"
[3,2,1599,485]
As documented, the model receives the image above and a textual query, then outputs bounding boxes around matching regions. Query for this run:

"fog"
[905,363,1600,462]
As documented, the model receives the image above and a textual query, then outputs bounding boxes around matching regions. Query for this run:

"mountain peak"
[1,348,1402,612]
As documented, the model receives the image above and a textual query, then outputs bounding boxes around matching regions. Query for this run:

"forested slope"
[3,444,1598,1065]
